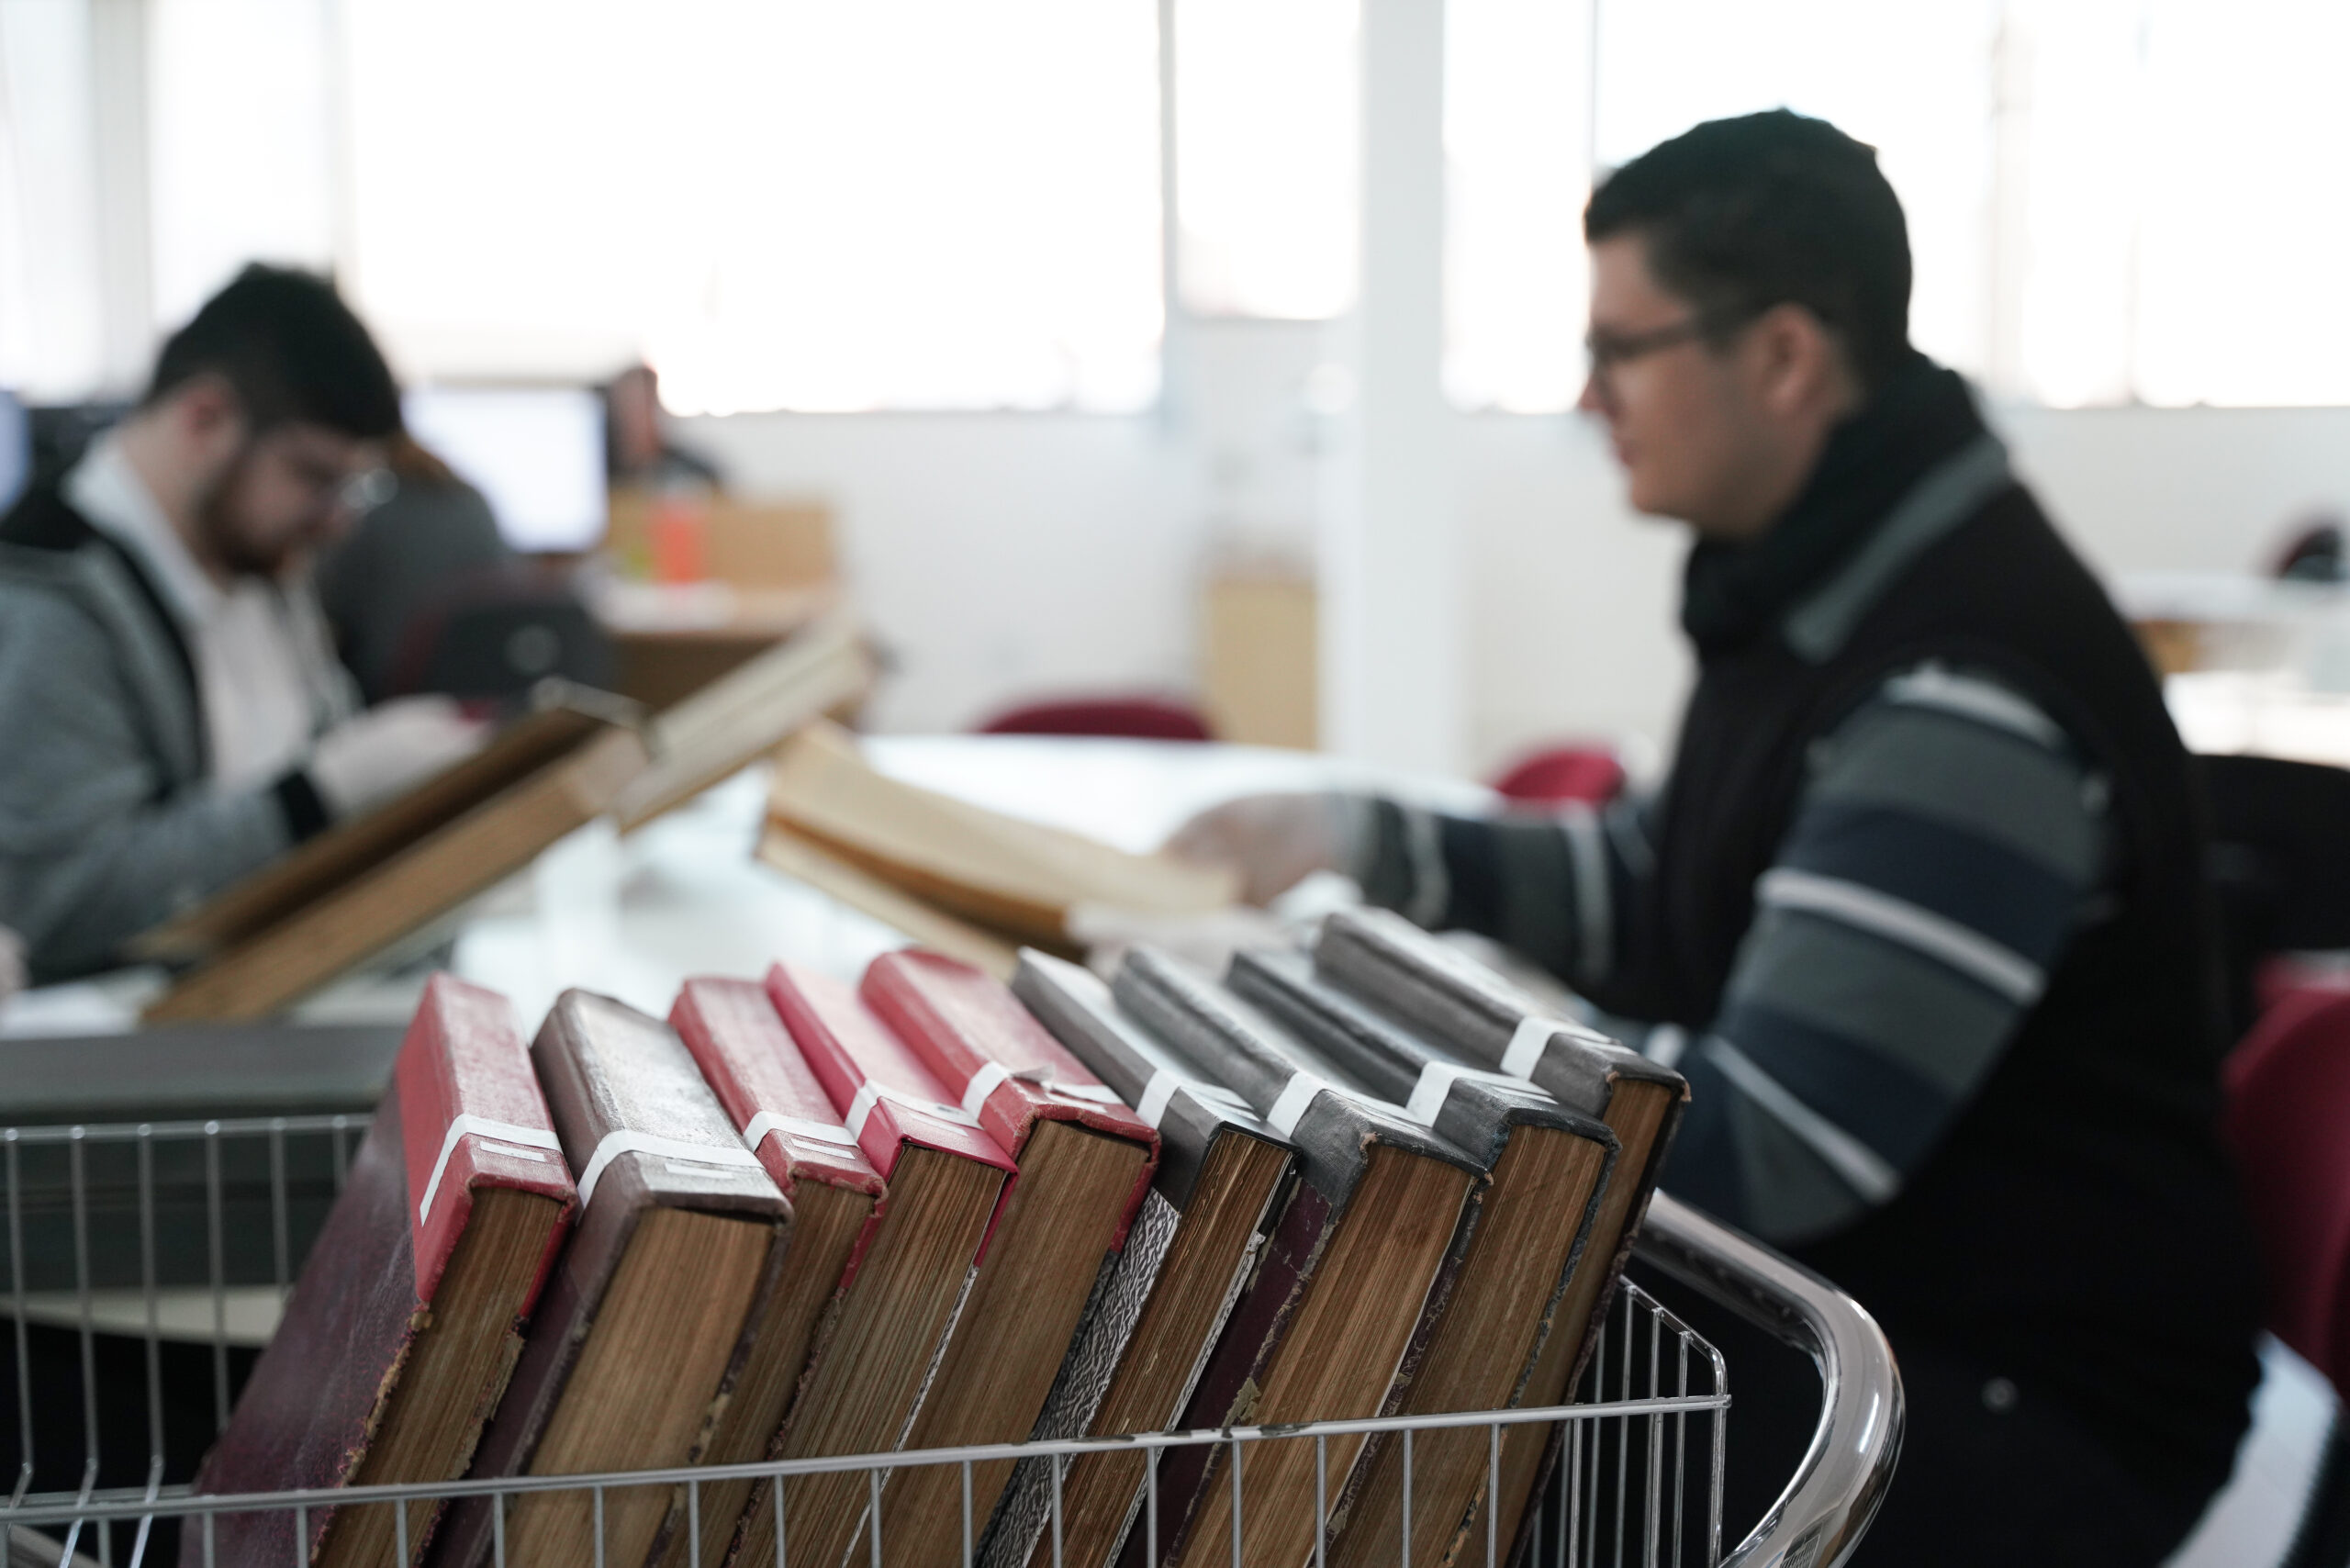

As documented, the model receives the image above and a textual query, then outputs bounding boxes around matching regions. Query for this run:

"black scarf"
[1679,354,1988,659]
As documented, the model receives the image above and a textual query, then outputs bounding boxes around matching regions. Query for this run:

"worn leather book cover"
[673,972,888,1226]
[766,961,1020,1233]
[1309,907,1689,1562]
[1228,947,1619,1568]
[145,694,648,1023]
[988,951,1295,1568]
[435,991,790,1568]
[1107,948,1483,1568]
[854,951,1159,1568]
[732,962,1020,1568]
[185,975,575,1568]
[663,976,890,1568]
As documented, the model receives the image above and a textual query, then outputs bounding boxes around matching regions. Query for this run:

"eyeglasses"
[341,466,397,515]
[1583,308,1754,387]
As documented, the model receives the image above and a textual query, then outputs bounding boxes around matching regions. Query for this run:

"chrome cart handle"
[1631,1193,1905,1568]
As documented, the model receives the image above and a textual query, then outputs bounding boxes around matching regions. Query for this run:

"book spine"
[672,975,887,1202]
[1017,951,1261,1210]
[864,951,1160,1244]
[980,1185,1182,1568]
[1114,1178,1331,1568]
[394,974,576,1305]
[1315,1174,1487,1551]
[1112,951,1304,1117]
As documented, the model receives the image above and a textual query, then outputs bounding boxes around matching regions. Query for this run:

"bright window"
[14,0,2350,411]
[1172,0,1361,320]
[1443,0,1593,411]
[1444,0,1999,412]
[0,0,106,400]
[339,0,1163,414]
[2013,0,2350,408]
[149,0,337,332]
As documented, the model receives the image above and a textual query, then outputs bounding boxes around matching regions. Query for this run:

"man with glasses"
[0,265,486,983]
[1174,112,2257,1562]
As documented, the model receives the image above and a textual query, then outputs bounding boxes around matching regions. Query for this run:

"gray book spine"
[987,951,1291,1568]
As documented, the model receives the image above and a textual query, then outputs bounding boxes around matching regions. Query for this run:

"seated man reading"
[0,265,485,984]
[1174,113,2259,1566]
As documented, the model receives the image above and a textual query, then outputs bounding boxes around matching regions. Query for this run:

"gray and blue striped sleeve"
[1662,663,2110,1244]
[1344,787,1652,995]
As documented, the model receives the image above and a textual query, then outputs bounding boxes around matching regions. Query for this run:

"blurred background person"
[316,429,511,702]
[0,265,487,983]
[604,362,723,495]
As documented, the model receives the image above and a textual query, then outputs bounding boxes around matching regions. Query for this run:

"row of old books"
[193,908,1683,1568]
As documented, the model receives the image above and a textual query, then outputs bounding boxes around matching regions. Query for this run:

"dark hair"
[144,263,401,440]
[1585,110,1912,388]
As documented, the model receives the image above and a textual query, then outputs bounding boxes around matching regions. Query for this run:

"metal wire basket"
[0,1112,1900,1568]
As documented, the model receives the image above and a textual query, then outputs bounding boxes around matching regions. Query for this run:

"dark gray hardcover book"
[984,952,1296,1568]
[1312,907,1687,1133]
[1106,948,1482,1568]
[1225,948,1619,1567]
[1307,907,1688,1562]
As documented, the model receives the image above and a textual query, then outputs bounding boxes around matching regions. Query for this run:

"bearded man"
[0,264,484,981]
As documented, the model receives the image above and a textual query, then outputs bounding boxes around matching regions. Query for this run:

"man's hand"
[308,696,493,820]
[1162,791,1351,907]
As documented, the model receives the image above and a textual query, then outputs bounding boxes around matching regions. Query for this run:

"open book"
[141,613,871,1024]
[758,722,1239,974]
[141,689,649,1023]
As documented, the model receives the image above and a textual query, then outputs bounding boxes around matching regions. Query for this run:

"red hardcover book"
[660,977,890,1568]
[436,990,791,1568]
[852,951,1160,1568]
[726,963,1018,1568]
[185,975,575,1568]
[863,950,1159,1237]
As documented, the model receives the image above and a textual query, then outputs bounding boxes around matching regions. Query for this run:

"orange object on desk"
[648,496,709,583]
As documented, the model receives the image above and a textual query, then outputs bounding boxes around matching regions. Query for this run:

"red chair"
[2224,986,2350,1391]
[1488,745,1628,806]
[976,696,1214,743]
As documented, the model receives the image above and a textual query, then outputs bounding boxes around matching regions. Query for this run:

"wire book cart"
[0,1114,1902,1568]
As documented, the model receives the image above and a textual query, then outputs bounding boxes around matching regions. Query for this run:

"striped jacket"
[1345,657,2108,1245]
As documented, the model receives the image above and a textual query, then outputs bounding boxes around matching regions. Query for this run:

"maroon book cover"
[184,975,575,1568]
[434,990,791,1568]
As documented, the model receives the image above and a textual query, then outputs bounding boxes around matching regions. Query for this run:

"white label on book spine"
[960,1060,1012,1119]
[576,1129,764,1207]
[1135,1068,1181,1129]
[844,1080,984,1146]
[419,1114,564,1228]
[741,1109,860,1155]
[1266,1070,1328,1137]
[1135,1069,1250,1130]
[1502,1017,1559,1080]
[1403,1059,1547,1126]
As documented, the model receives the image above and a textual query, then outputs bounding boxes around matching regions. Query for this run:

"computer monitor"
[400,386,607,553]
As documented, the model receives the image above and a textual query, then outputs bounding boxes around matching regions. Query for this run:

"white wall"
[683,409,1207,735]
[683,346,2350,778]
[1999,404,2350,577]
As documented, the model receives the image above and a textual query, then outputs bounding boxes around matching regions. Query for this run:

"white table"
[449,735,1492,1035]
[0,736,1487,1037]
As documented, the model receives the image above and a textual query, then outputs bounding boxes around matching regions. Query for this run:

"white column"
[1320,0,1461,774]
